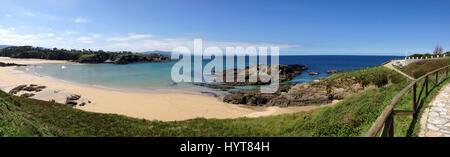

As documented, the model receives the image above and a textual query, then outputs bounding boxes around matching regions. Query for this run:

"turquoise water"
[18,55,404,94]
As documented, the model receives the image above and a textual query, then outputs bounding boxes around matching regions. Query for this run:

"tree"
[433,45,443,55]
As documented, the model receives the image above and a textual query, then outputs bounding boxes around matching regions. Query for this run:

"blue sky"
[1,0,449,55]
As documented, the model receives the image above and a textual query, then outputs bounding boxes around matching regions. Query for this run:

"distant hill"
[138,50,172,56]
[0,45,12,49]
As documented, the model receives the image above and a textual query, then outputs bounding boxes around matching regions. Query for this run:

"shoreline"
[0,57,333,121]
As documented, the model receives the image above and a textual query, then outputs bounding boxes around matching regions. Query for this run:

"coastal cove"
[0,57,327,121]
[0,55,402,121]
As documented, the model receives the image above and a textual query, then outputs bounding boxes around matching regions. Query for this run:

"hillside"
[1,65,448,137]
[0,46,173,64]
[403,58,450,78]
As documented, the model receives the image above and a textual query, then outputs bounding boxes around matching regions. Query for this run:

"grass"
[403,58,450,79]
[79,54,97,59]
[319,66,405,87]
[0,65,447,137]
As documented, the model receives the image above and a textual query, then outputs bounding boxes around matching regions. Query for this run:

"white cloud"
[97,38,299,52]
[77,34,101,44]
[65,31,77,35]
[6,14,12,17]
[25,12,36,17]
[106,33,154,42]
[74,17,88,23]
[0,29,298,54]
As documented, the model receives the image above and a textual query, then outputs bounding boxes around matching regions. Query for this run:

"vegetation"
[0,63,447,137]
[319,66,405,87]
[0,46,172,64]
[403,58,450,78]
[433,45,444,55]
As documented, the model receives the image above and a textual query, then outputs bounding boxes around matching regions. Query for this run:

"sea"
[17,55,404,95]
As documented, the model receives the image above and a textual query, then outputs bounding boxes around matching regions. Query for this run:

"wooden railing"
[365,65,449,137]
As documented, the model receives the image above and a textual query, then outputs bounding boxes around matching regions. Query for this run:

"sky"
[0,0,449,55]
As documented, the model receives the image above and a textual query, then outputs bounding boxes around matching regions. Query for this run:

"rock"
[88,101,92,103]
[326,70,341,74]
[79,102,86,107]
[219,64,307,86]
[65,95,81,107]
[22,86,46,92]
[66,100,78,106]
[0,62,26,67]
[223,85,293,106]
[268,84,331,107]
[20,93,35,98]
[67,94,81,101]
[223,74,374,107]
[9,84,46,94]
[9,85,27,94]
[309,72,319,76]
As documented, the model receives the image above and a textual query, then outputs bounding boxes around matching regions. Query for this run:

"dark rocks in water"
[309,72,319,76]
[0,62,26,67]
[326,70,342,74]
[20,93,35,98]
[219,64,308,86]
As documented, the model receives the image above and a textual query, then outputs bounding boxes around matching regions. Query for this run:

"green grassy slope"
[403,58,450,78]
[0,66,447,137]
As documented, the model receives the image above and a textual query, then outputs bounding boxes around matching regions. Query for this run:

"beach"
[0,57,333,121]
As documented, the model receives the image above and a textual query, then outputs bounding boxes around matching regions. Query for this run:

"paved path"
[420,84,450,137]
[383,60,416,80]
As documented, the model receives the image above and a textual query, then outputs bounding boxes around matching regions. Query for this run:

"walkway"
[383,60,416,80]
[420,84,450,137]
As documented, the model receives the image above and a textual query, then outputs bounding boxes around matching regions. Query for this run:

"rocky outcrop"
[326,70,341,74]
[0,62,26,67]
[219,64,307,86]
[309,72,319,76]
[223,76,379,107]
[9,84,46,95]
[66,95,81,107]
[223,85,292,105]
[1,46,174,65]
[112,54,172,64]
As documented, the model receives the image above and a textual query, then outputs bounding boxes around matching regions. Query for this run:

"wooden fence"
[365,65,449,137]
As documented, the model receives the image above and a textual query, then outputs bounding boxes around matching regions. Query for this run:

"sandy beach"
[0,57,333,121]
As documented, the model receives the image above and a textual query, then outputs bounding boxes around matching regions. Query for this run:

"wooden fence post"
[436,71,439,86]
[381,113,394,137]
[425,75,429,97]
[413,83,417,113]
